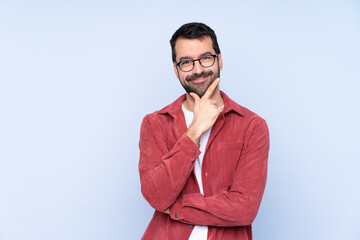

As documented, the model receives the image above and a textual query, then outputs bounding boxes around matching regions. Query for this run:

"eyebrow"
[179,51,214,62]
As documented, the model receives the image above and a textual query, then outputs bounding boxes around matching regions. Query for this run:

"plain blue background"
[1,1,359,239]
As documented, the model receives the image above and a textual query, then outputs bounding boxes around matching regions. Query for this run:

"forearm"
[169,179,266,227]
[139,121,200,211]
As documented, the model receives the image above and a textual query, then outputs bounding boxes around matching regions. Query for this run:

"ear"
[218,53,223,71]
[173,62,180,79]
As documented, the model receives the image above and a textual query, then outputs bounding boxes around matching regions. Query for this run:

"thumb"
[189,92,200,103]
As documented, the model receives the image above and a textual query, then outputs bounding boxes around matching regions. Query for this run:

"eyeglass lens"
[179,55,215,72]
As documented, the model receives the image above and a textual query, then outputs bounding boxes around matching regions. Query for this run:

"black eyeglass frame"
[176,54,218,72]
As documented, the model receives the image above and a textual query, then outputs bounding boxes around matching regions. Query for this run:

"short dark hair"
[170,22,221,63]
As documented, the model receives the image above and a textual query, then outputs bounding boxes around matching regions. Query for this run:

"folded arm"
[139,115,200,212]
[169,117,270,227]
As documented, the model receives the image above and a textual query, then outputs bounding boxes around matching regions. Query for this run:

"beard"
[179,66,220,98]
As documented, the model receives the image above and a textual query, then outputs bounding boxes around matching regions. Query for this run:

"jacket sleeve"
[138,114,200,212]
[169,117,270,227]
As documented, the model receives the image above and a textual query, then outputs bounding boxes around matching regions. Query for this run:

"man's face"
[173,36,223,98]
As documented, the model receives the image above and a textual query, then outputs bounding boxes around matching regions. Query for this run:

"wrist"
[186,124,202,146]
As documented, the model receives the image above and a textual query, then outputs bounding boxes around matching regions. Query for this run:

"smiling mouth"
[191,77,208,84]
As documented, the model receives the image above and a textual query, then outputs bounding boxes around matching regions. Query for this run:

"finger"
[189,92,200,103]
[211,99,221,108]
[218,105,224,113]
[203,78,220,99]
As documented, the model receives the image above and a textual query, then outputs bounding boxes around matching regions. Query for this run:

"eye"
[180,60,192,66]
[202,55,210,60]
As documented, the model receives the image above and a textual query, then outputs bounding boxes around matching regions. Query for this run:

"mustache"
[186,71,213,81]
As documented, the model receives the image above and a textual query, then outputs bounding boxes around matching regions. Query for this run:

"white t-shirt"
[182,104,211,240]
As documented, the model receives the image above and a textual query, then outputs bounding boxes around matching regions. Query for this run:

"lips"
[191,77,208,84]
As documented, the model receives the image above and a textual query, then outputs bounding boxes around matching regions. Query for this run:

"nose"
[192,60,204,74]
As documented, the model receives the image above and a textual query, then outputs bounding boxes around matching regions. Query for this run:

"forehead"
[175,36,214,60]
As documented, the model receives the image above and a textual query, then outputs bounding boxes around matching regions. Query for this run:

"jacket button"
[189,224,193,228]
[193,150,197,155]
[175,213,178,218]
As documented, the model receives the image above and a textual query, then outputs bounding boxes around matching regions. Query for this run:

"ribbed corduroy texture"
[139,92,270,240]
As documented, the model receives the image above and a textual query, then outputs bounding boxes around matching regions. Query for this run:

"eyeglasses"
[176,54,218,72]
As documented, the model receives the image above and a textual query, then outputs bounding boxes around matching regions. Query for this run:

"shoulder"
[222,91,264,119]
[141,94,186,126]
[222,91,268,129]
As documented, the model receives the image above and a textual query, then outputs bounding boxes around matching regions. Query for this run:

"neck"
[183,87,223,112]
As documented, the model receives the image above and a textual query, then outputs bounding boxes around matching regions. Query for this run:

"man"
[139,22,269,240]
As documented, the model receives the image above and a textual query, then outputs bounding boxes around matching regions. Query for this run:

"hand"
[186,78,223,145]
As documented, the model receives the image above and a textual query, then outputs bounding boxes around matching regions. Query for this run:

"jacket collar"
[158,91,244,118]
